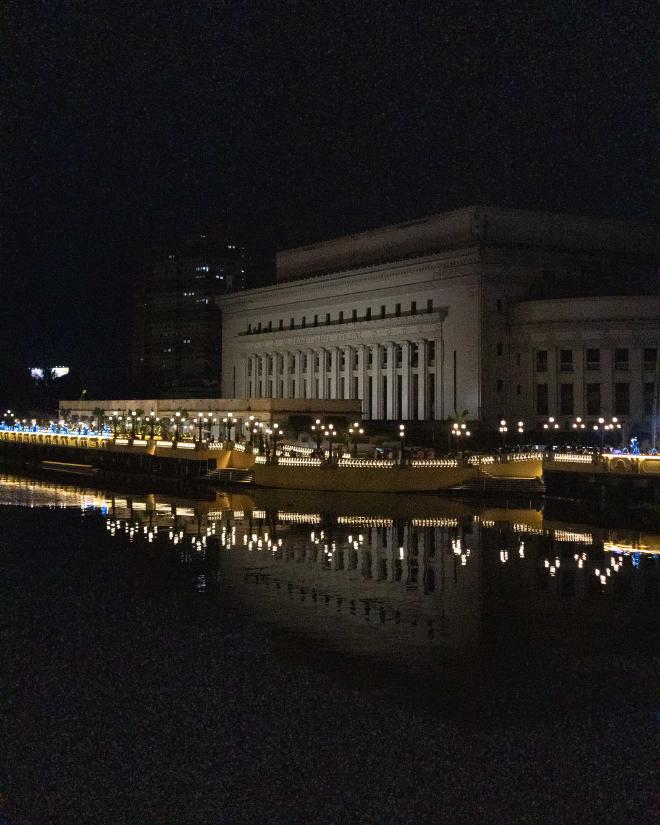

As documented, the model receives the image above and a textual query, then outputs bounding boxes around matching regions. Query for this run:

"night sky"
[3,1,655,388]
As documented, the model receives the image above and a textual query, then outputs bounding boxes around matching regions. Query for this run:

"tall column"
[294,351,303,398]
[435,333,444,420]
[357,345,368,416]
[282,352,292,398]
[260,354,268,398]
[401,341,411,420]
[249,355,258,398]
[343,345,353,399]
[386,342,396,420]
[372,344,382,419]
[330,347,340,398]
[318,347,327,400]
[271,353,280,398]
[417,339,428,421]
[306,348,314,399]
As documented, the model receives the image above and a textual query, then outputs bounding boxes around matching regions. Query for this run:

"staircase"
[450,475,545,496]
[206,467,255,485]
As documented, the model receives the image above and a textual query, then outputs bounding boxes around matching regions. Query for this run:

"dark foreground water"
[1,475,658,825]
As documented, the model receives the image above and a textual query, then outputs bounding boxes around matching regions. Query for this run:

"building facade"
[220,207,657,435]
[133,233,248,395]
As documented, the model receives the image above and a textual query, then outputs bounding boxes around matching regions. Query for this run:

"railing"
[337,458,396,468]
[274,456,322,467]
[409,458,459,468]
[549,453,594,464]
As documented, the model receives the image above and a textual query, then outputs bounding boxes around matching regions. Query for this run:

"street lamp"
[398,422,406,466]
[542,416,560,434]
[498,419,508,447]
[323,423,336,461]
[451,422,471,450]
[311,418,323,453]
[348,421,364,457]
[246,415,256,446]
[174,411,182,441]
[222,414,237,442]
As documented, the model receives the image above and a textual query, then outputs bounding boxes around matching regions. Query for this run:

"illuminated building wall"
[220,207,655,428]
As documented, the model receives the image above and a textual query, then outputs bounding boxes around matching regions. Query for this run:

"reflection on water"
[1,473,657,672]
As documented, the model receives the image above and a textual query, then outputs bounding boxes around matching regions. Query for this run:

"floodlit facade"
[220,207,657,433]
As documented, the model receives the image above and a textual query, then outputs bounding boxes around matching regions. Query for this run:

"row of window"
[534,348,657,373]
[246,300,436,335]
[248,343,437,375]
[535,382,656,416]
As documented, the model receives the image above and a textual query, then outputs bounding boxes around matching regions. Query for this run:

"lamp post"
[498,419,508,448]
[398,422,406,466]
[516,420,524,449]
[174,411,182,441]
[348,421,364,457]
[542,416,560,437]
[247,415,256,446]
[311,418,323,453]
[571,416,586,445]
[451,422,471,453]
[222,414,237,442]
[323,423,336,462]
[593,417,622,451]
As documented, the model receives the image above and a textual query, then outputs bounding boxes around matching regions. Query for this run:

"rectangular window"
[301,316,306,328]
[411,301,416,315]
[268,321,272,331]
[560,349,573,372]
[366,307,372,320]
[428,341,435,364]
[586,348,600,370]
[313,314,318,327]
[643,382,655,416]
[339,311,344,323]
[395,303,401,317]
[536,350,548,372]
[536,384,549,415]
[290,318,294,329]
[614,348,629,371]
[278,319,283,330]
[367,349,373,367]
[560,383,574,415]
[644,348,657,369]
[381,349,387,368]
[352,309,357,321]
[411,343,418,368]
[380,305,386,318]
[586,383,601,416]
[614,382,630,415]
[427,299,433,313]
[325,313,330,324]
[396,345,402,367]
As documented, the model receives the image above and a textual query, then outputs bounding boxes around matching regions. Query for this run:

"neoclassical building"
[220,207,657,433]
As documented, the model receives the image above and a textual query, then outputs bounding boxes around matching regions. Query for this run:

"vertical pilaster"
[330,346,340,398]
[357,344,368,416]
[343,345,353,399]
[386,342,396,420]
[401,341,411,420]
[417,339,428,421]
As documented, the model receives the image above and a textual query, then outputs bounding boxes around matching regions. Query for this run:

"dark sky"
[3,0,656,383]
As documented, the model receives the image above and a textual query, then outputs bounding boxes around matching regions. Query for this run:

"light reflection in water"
[0,473,657,664]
